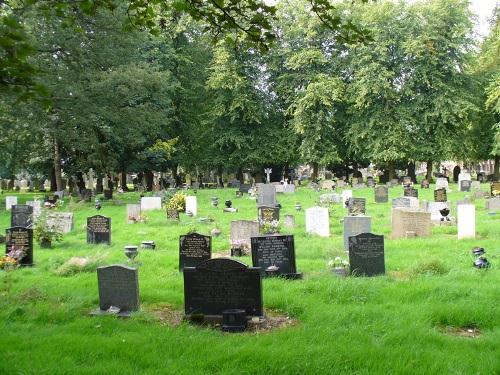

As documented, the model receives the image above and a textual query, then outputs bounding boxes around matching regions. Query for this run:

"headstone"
[126,204,141,223]
[434,188,447,202]
[404,187,418,198]
[5,196,17,210]
[423,201,451,222]
[275,184,285,193]
[486,197,500,213]
[87,215,111,245]
[391,209,431,239]
[471,181,481,190]
[103,189,113,200]
[343,216,371,251]
[140,197,162,211]
[257,184,276,207]
[251,235,301,278]
[283,214,295,228]
[392,197,411,209]
[402,176,412,187]
[421,179,430,189]
[491,182,500,197]
[47,212,74,233]
[321,180,335,190]
[374,186,389,203]
[185,196,198,216]
[6,227,33,266]
[183,258,263,319]
[283,185,295,194]
[458,172,472,191]
[258,206,280,223]
[239,184,251,193]
[348,233,385,277]
[230,220,259,248]
[341,190,353,204]
[347,198,366,216]
[460,180,472,192]
[179,232,211,271]
[305,207,330,237]
[94,265,139,316]
[11,205,33,228]
[366,177,375,187]
[435,178,449,192]
[79,188,92,202]
[320,193,341,204]
[457,204,475,239]
[167,209,180,220]
[26,200,41,218]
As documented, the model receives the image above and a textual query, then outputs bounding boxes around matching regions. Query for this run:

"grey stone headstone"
[374,186,388,203]
[283,214,295,228]
[126,204,141,224]
[347,198,366,216]
[96,265,139,315]
[391,209,431,239]
[343,216,371,251]
[230,220,259,247]
[486,198,500,213]
[47,212,74,233]
[11,205,33,228]
[392,197,411,209]
[257,184,276,207]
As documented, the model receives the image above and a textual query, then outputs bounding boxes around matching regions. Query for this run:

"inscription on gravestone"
[391,209,431,239]
[348,198,366,215]
[251,235,301,278]
[11,205,33,228]
[179,232,211,271]
[392,197,411,209]
[348,233,385,277]
[183,258,263,319]
[95,265,139,316]
[434,188,447,202]
[460,180,471,192]
[87,215,111,245]
[6,226,33,266]
[258,206,280,223]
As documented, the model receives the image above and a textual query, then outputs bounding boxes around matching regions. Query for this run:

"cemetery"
[1,0,499,373]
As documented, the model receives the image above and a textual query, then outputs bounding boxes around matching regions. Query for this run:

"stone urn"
[265,265,280,277]
[439,207,450,221]
[124,245,138,262]
[225,200,232,208]
[473,257,490,269]
[295,203,302,211]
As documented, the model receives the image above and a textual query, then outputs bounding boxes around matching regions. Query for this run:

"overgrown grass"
[0,185,498,374]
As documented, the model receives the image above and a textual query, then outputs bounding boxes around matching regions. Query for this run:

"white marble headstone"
[305,207,330,237]
[458,172,472,190]
[435,178,449,192]
[140,197,162,211]
[341,190,353,204]
[457,204,475,239]
[6,196,17,210]
[185,196,197,216]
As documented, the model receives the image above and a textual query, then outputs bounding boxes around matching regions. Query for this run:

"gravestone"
[457,204,475,239]
[183,258,263,320]
[374,186,389,203]
[391,209,431,239]
[305,207,330,237]
[26,200,41,218]
[347,198,366,216]
[402,176,412,187]
[458,172,472,191]
[392,197,411,209]
[251,235,301,278]
[283,185,295,194]
[140,197,162,211]
[179,232,211,271]
[341,190,353,205]
[6,227,33,266]
[103,189,113,200]
[460,180,472,192]
[348,233,385,277]
[320,193,341,204]
[87,215,111,245]
[93,265,139,317]
[79,188,92,202]
[486,198,500,213]
[185,196,197,216]
[283,214,295,228]
[435,178,449,192]
[126,204,141,223]
[167,209,180,220]
[230,220,259,248]
[404,187,418,198]
[343,216,371,251]
[321,180,335,190]
[257,184,276,207]
[366,177,375,187]
[239,184,251,194]
[258,206,280,223]
[471,181,481,191]
[275,184,285,193]
[11,205,33,228]
[5,196,17,210]
[421,179,430,189]
[491,182,500,197]
[47,212,74,233]
[434,188,448,202]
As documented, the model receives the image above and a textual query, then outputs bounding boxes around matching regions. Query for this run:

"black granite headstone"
[348,233,385,277]
[250,235,301,279]
[179,232,211,271]
[87,215,111,245]
[183,258,263,319]
[6,226,33,266]
[348,198,366,215]
[404,187,418,198]
[434,188,447,202]
[11,205,33,228]
[94,265,139,316]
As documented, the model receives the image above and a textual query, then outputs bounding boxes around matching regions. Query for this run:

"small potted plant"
[259,219,280,235]
[328,257,349,277]
[33,210,63,248]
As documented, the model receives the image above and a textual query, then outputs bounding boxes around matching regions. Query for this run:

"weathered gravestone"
[458,172,472,191]
[47,212,74,233]
[283,214,295,228]
[460,180,472,192]
[374,186,389,203]
[185,196,198,216]
[404,187,418,198]
[6,227,33,266]
[435,178,449,192]
[275,184,285,193]
[126,204,141,224]
[251,235,301,279]
[26,200,41,219]
[5,196,17,210]
[366,177,375,187]
[92,265,139,317]
[392,197,411,209]
[471,181,481,191]
[179,232,211,271]
[305,207,330,237]
[457,204,475,239]
[402,176,412,187]
[421,179,430,189]
[486,198,500,213]
[347,198,366,216]
[103,189,113,200]
[11,205,33,228]
[140,197,162,211]
[348,233,385,277]
[283,185,295,194]
[391,209,431,239]
[341,190,353,205]
[320,193,341,204]
[434,188,448,202]
[87,215,111,245]
[343,216,372,251]
[239,184,251,194]
[491,182,500,197]
[321,180,335,190]
[230,220,259,249]
[79,188,92,202]
[258,206,280,223]
[183,258,263,320]
[167,209,180,220]
[257,184,276,207]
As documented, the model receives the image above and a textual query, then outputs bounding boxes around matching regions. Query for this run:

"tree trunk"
[494,156,499,181]
[217,165,224,187]
[50,167,57,191]
[407,161,417,183]
[426,160,433,182]
[96,176,103,194]
[76,172,86,192]
[237,167,244,183]
[311,163,319,181]
[53,139,63,191]
[388,162,395,181]
[121,171,129,191]
[145,170,154,191]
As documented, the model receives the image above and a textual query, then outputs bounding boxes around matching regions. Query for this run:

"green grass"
[0,185,498,374]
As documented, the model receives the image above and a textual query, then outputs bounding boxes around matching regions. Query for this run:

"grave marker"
[126,204,141,223]
[179,232,211,271]
[457,204,475,239]
[434,188,448,202]
[347,198,366,216]
[374,186,389,203]
[140,197,162,211]
[11,205,33,228]
[343,216,372,251]
[305,207,330,237]
[5,196,17,210]
[87,215,111,245]
[348,233,385,277]
[251,235,301,278]
[6,226,33,266]
[391,209,431,239]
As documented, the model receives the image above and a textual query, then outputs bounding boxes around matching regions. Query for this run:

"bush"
[165,192,186,212]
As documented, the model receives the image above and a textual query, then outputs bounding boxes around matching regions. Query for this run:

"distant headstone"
[26,200,41,218]
[341,190,353,204]
[434,188,447,202]
[79,189,92,202]
[140,197,162,211]
[343,216,371,251]
[392,197,411,209]
[5,196,17,210]
[348,233,385,277]
[239,184,251,193]
[6,226,33,266]
[404,187,418,198]
[126,204,141,223]
[457,204,475,239]
[347,198,366,216]
[283,214,295,228]
[257,184,276,207]
[185,196,197,216]
[470,181,481,190]
[183,258,263,319]
[258,206,280,223]
[391,209,431,239]
[366,177,375,187]
[47,212,74,233]
[460,180,472,192]
[275,184,285,193]
[421,179,430,189]
[486,197,500,213]
[423,201,451,222]
[167,209,180,220]
[458,172,472,191]
[374,186,389,203]
[402,176,412,187]
[321,180,335,190]
[94,265,139,316]
[103,189,113,200]
[305,207,330,237]
[87,215,111,245]
[230,220,259,248]
[11,205,33,228]
[283,185,295,194]
[320,193,341,204]
[491,182,500,197]
[251,235,301,278]
[435,178,449,192]
[179,232,211,271]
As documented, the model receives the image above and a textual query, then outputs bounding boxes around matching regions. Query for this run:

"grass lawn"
[0,185,498,374]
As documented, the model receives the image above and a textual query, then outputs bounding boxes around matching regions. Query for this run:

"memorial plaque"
[391,209,431,239]
[258,206,280,223]
[126,204,141,223]
[491,182,500,197]
[11,205,33,228]
[460,180,471,192]
[348,233,385,277]
[404,187,418,198]
[6,226,33,266]
[87,215,111,245]
[434,188,447,202]
[179,232,211,271]
[343,216,371,251]
[348,198,366,216]
[251,235,300,278]
[96,265,139,315]
[374,186,389,203]
[257,184,276,207]
[183,258,263,319]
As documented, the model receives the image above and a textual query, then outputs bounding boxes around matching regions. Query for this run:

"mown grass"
[0,185,498,374]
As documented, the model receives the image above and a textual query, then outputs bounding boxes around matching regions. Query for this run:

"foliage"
[165,192,186,212]
[33,211,63,246]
